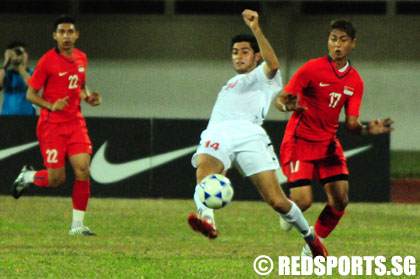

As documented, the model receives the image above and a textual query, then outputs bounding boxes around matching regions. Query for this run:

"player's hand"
[86,91,102,106]
[3,49,13,68]
[242,9,259,30]
[51,96,69,111]
[368,118,394,135]
[284,93,307,112]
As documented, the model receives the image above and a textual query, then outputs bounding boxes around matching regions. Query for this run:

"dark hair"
[330,19,356,40]
[7,40,26,50]
[54,14,76,31]
[231,34,259,53]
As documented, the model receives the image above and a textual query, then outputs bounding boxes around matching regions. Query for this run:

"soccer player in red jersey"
[12,15,102,236]
[275,19,393,255]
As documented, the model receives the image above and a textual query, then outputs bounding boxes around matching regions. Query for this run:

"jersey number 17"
[329,92,341,108]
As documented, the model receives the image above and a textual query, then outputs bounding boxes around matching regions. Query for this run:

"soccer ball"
[197,174,234,209]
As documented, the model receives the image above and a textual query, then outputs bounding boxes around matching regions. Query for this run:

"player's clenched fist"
[85,91,102,106]
[242,9,259,30]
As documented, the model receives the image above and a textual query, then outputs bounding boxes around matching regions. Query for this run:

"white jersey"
[208,62,283,131]
[192,63,283,173]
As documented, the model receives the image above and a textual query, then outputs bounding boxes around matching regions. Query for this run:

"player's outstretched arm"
[242,9,279,79]
[345,115,394,135]
[26,86,68,111]
[275,91,308,112]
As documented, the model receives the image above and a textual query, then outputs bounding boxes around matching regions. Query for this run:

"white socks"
[23,170,36,183]
[71,209,85,229]
[193,185,215,225]
[279,201,310,235]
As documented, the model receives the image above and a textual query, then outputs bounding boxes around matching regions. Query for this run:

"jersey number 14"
[205,141,220,151]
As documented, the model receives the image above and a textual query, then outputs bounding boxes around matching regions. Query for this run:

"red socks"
[33,170,49,187]
[315,203,345,238]
[72,180,91,211]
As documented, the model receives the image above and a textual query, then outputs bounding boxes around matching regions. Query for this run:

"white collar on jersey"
[338,61,350,73]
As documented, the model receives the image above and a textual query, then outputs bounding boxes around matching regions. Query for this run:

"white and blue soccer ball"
[197,174,234,209]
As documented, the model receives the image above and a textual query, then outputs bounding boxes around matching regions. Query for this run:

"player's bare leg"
[278,185,311,231]
[188,154,225,239]
[324,180,349,211]
[289,186,314,212]
[280,184,314,231]
[196,154,225,183]
[287,185,329,257]
[288,182,347,257]
[47,167,66,187]
[250,170,292,213]
[68,153,95,236]
[250,170,327,258]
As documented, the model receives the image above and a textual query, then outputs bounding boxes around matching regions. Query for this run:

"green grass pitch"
[0,196,419,278]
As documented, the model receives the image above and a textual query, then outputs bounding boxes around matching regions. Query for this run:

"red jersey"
[284,56,364,142]
[28,48,87,123]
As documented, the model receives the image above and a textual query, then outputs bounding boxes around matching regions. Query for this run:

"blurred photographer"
[0,41,35,115]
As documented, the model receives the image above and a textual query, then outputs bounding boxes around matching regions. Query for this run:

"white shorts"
[191,127,280,177]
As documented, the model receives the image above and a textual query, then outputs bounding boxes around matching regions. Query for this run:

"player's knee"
[74,166,90,181]
[196,156,224,183]
[268,198,291,214]
[332,196,349,211]
[49,175,66,188]
[196,165,222,184]
[293,197,312,212]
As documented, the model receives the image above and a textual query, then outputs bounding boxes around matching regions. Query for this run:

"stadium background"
[0,0,418,151]
[0,0,418,199]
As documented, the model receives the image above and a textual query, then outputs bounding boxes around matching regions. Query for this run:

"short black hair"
[54,14,76,31]
[330,19,356,40]
[7,40,26,50]
[231,34,259,53]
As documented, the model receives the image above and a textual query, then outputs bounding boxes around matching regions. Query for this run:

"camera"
[14,48,24,56]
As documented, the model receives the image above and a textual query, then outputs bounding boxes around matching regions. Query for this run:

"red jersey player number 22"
[28,48,87,123]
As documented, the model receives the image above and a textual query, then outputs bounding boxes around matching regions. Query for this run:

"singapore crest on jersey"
[343,86,354,96]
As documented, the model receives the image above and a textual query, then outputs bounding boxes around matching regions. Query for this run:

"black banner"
[0,116,390,201]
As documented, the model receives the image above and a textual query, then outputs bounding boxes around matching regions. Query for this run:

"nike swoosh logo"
[276,145,372,184]
[90,142,197,184]
[59,72,68,76]
[319,82,330,87]
[0,141,39,160]
[343,145,372,157]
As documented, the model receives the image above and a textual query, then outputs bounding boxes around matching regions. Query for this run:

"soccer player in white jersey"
[187,9,327,258]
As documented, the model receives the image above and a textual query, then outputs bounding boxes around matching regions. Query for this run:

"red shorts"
[37,118,92,169]
[280,136,348,185]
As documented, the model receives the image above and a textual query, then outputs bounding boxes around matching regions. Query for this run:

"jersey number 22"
[68,75,78,89]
